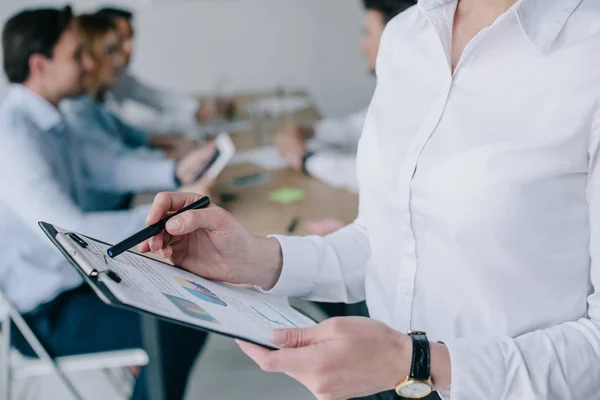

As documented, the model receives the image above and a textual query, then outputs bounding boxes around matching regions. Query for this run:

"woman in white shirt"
[140,0,600,399]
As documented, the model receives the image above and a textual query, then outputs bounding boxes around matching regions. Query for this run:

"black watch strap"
[408,331,430,381]
[301,151,315,175]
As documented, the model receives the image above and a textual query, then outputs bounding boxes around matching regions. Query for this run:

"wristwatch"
[394,331,433,399]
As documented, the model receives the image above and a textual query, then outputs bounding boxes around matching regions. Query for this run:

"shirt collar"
[515,0,583,53]
[418,0,584,53]
[9,84,64,133]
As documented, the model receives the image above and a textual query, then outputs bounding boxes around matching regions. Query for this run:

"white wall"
[0,0,375,117]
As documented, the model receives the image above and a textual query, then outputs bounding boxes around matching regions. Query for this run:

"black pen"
[286,217,299,234]
[107,196,211,258]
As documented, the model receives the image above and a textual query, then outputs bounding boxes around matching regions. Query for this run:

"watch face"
[397,381,432,398]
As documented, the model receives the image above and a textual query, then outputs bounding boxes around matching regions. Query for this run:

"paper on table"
[244,96,312,116]
[55,228,315,348]
[229,146,289,171]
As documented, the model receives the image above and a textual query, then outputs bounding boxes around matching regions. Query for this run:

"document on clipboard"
[39,222,316,349]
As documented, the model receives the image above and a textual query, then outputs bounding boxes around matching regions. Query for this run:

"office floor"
[8,334,314,400]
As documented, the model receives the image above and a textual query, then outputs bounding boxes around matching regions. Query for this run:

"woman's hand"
[238,317,411,399]
[238,317,452,400]
[138,191,283,289]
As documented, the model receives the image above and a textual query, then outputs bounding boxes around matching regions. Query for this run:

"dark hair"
[74,13,117,77]
[95,7,134,21]
[76,13,117,38]
[2,6,73,83]
[362,0,417,23]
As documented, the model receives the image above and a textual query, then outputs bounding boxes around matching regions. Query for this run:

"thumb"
[270,326,320,348]
[165,206,228,236]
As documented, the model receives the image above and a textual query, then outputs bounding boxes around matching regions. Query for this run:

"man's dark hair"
[362,0,417,23]
[2,6,73,83]
[95,7,134,21]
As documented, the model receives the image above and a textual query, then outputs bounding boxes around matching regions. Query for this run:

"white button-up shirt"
[268,0,600,398]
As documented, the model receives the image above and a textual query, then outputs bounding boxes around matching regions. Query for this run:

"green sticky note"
[269,188,306,205]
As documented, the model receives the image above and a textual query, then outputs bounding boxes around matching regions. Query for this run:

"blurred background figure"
[0,7,211,400]
[61,13,214,212]
[96,6,233,135]
[277,0,416,237]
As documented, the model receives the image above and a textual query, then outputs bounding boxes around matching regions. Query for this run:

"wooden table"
[216,164,358,236]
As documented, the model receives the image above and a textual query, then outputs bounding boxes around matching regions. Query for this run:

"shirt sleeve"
[113,72,199,133]
[313,108,368,150]
[81,145,177,194]
[264,220,370,304]
[0,126,151,245]
[440,104,600,400]
[306,152,358,193]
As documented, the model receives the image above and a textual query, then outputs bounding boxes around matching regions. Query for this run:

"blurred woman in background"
[61,13,215,212]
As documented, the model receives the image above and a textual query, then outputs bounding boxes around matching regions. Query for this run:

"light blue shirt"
[61,95,177,212]
[0,85,151,313]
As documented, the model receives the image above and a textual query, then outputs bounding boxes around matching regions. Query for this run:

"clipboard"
[39,221,316,350]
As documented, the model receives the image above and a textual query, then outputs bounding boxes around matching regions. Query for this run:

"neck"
[23,80,61,108]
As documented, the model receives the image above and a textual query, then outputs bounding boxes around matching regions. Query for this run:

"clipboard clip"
[68,232,88,248]
[90,269,122,283]
[67,232,122,284]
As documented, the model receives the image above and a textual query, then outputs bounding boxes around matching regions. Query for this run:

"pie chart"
[175,277,227,307]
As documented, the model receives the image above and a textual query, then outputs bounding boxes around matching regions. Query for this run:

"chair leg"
[7,312,84,400]
[1,317,12,400]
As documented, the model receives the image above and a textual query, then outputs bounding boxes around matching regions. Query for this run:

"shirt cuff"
[442,336,506,399]
[258,235,319,298]
[155,159,179,190]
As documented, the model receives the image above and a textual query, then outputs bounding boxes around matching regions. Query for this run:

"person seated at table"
[0,7,210,399]
[61,13,215,212]
[95,6,234,134]
[276,0,416,236]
